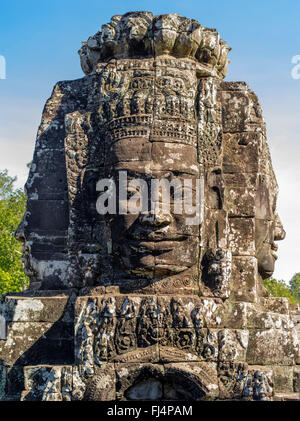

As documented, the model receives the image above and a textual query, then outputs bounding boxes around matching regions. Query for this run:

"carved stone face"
[255,175,285,279]
[15,215,37,279]
[107,139,201,279]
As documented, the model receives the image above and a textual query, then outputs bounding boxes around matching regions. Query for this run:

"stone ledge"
[273,393,300,401]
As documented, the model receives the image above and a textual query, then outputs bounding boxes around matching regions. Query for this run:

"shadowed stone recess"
[0,11,299,401]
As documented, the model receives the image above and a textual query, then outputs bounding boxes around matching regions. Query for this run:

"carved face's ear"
[207,168,223,210]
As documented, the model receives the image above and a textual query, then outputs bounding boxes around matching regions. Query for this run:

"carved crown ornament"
[78,12,231,79]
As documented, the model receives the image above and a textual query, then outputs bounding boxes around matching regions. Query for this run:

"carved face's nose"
[139,209,172,227]
[274,213,286,241]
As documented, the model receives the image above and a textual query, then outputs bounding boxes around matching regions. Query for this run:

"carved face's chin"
[21,245,35,278]
[119,252,192,277]
[153,263,190,275]
[116,238,196,277]
[257,250,276,279]
[123,259,191,276]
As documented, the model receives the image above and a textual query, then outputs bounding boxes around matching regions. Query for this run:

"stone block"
[0,321,73,366]
[4,365,25,400]
[247,311,293,330]
[242,366,273,401]
[115,363,164,400]
[263,297,290,315]
[75,364,116,401]
[21,365,73,401]
[223,172,257,189]
[221,90,249,133]
[223,133,262,173]
[268,365,294,393]
[226,302,256,329]
[224,186,256,217]
[230,256,257,302]
[247,329,296,365]
[217,361,248,400]
[218,329,249,362]
[27,200,69,231]
[164,362,219,400]
[293,366,300,393]
[0,314,6,340]
[0,360,7,400]
[273,393,300,401]
[228,218,255,256]
[0,295,74,323]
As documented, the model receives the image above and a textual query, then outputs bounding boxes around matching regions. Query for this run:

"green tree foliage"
[0,170,29,295]
[264,275,300,305]
[289,273,300,300]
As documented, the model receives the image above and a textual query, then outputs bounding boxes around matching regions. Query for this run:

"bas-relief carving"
[1,12,298,401]
[74,296,224,368]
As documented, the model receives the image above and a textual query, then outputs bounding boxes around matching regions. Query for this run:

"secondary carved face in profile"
[105,138,201,280]
[255,175,285,279]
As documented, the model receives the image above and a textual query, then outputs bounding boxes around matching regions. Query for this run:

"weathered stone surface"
[247,311,293,330]
[230,257,258,302]
[247,329,297,365]
[164,362,219,400]
[0,295,74,322]
[218,361,248,400]
[73,364,116,401]
[228,218,255,257]
[226,302,254,329]
[218,329,249,362]
[0,11,298,401]
[115,362,219,400]
[263,297,290,315]
[0,360,7,400]
[0,314,5,340]
[74,295,228,368]
[273,393,300,401]
[3,365,25,400]
[218,361,276,401]
[21,366,73,401]
[293,366,300,393]
[242,366,273,401]
[0,331,73,366]
[269,366,294,393]
[227,302,295,331]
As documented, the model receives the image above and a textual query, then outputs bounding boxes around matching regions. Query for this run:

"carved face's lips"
[271,250,278,261]
[127,232,188,242]
[261,242,278,262]
[127,236,189,253]
[271,242,278,260]
[133,240,178,252]
[262,270,274,278]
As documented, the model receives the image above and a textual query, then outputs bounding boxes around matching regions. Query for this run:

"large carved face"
[255,175,285,279]
[15,216,37,279]
[106,138,201,279]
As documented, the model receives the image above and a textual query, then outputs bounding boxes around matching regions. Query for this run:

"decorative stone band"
[79,12,231,79]
[105,115,197,146]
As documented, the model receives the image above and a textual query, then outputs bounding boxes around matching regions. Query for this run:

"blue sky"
[0,0,299,281]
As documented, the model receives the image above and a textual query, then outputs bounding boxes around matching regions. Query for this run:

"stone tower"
[0,12,299,401]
